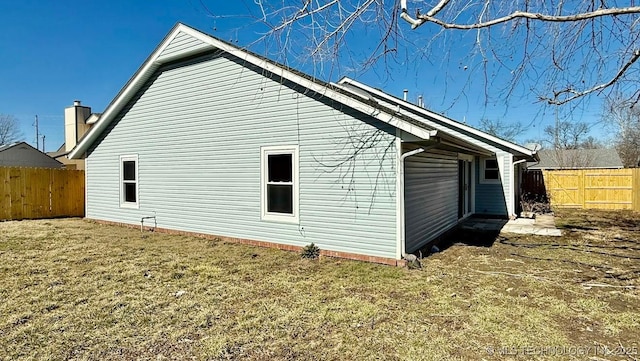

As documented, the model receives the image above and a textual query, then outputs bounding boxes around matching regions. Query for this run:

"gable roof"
[528,149,623,169]
[337,77,537,159]
[0,141,35,153]
[0,143,16,152]
[0,141,64,168]
[69,23,534,160]
[69,24,445,159]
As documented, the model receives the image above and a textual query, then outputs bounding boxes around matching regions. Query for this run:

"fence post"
[631,168,640,212]
[579,169,585,209]
[0,167,9,220]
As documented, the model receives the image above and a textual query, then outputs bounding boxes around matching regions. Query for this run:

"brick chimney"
[64,100,92,152]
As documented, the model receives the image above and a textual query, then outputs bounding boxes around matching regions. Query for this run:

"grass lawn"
[1,209,639,360]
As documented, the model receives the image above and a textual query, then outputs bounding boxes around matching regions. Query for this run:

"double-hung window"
[261,146,299,223]
[120,155,139,208]
[480,157,500,184]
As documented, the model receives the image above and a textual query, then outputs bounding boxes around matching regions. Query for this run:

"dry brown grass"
[0,209,639,360]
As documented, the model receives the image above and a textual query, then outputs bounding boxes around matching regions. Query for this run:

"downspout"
[512,158,529,217]
[402,148,426,159]
[398,148,425,258]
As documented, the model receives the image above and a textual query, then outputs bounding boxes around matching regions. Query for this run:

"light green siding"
[86,52,397,259]
[404,146,459,252]
[475,154,511,216]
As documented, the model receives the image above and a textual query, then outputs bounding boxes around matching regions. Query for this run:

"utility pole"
[41,135,46,153]
[34,115,40,151]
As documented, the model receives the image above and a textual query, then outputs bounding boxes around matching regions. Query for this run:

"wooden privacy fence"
[1,167,84,220]
[542,168,640,211]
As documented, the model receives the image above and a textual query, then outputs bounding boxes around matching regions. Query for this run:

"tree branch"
[400,0,451,26]
[542,49,640,105]
[310,0,376,57]
[234,1,640,109]
[270,0,339,33]
[401,5,640,30]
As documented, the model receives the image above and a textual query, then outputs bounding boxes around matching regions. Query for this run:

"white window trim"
[120,154,139,209]
[260,145,299,223]
[480,157,501,184]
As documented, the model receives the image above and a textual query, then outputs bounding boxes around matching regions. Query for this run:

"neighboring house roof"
[528,149,624,169]
[47,149,68,159]
[69,23,536,161]
[47,142,68,159]
[0,141,64,168]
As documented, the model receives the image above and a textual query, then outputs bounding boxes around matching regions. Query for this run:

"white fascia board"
[338,77,536,157]
[70,24,435,159]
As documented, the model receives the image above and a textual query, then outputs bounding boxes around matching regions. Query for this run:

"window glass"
[124,183,137,202]
[267,184,293,213]
[123,161,136,181]
[485,169,499,180]
[484,159,499,180]
[268,154,292,182]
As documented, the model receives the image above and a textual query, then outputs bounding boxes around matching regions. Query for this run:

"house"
[48,100,100,170]
[527,149,623,170]
[0,141,63,168]
[68,23,537,265]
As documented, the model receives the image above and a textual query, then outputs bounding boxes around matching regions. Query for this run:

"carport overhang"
[395,129,495,260]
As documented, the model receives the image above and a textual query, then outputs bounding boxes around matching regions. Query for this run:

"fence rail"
[539,168,640,211]
[1,167,84,220]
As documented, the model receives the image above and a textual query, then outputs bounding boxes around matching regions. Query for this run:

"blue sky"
[0,1,605,151]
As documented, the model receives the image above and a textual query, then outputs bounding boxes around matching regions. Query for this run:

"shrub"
[520,192,552,215]
[301,243,320,259]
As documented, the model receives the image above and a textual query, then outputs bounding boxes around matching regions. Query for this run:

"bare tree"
[0,114,23,145]
[616,128,640,167]
[604,95,640,167]
[543,121,591,150]
[220,1,640,110]
[478,118,523,142]
[539,120,603,168]
[579,136,603,150]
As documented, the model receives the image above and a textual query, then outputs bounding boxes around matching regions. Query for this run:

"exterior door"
[458,160,472,218]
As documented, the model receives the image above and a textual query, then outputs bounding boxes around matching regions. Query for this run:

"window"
[261,146,299,223]
[480,157,500,184]
[120,155,139,208]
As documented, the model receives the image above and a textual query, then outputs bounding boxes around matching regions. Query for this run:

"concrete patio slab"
[460,215,561,236]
